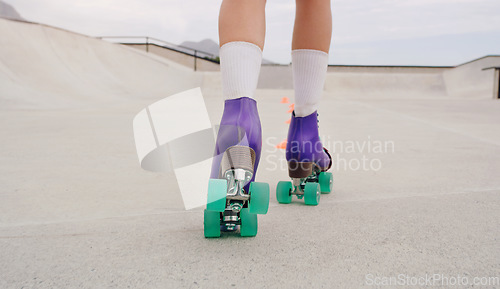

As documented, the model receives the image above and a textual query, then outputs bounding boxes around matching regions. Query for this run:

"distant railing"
[483,66,500,99]
[97,36,219,71]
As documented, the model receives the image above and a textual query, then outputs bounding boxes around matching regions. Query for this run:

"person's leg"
[292,0,332,52]
[219,0,266,49]
[291,0,332,116]
[214,0,266,180]
[206,0,269,236]
[282,0,333,194]
[205,0,269,237]
[218,0,266,100]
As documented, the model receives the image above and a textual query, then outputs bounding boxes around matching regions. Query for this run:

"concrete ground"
[1,18,499,289]
[1,92,499,288]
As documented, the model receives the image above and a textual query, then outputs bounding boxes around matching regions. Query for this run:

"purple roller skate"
[276,111,333,206]
[204,97,270,238]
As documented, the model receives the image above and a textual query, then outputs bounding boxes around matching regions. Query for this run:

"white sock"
[219,41,263,100]
[292,49,329,117]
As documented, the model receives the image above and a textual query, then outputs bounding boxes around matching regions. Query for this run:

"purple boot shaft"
[210,97,262,183]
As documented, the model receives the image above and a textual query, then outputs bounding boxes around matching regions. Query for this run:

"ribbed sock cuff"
[220,41,263,100]
[292,49,329,117]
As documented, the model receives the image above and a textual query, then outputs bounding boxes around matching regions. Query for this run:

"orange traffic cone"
[275,139,287,149]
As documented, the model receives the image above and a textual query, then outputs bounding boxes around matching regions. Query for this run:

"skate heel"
[287,161,313,178]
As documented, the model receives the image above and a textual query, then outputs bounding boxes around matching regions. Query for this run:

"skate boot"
[204,97,270,238]
[276,111,333,206]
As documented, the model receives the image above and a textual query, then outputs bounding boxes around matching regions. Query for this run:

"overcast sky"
[6,0,500,65]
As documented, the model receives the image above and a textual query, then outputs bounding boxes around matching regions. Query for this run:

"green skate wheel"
[206,179,227,212]
[304,183,320,206]
[276,181,293,204]
[240,208,258,237]
[318,172,333,193]
[248,182,270,214]
[204,210,221,238]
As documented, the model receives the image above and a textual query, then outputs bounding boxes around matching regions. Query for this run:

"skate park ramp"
[0,18,202,110]
[256,56,500,99]
[1,17,500,288]
[324,56,500,99]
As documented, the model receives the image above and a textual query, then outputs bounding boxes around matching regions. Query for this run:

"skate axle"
[228,200,243,212]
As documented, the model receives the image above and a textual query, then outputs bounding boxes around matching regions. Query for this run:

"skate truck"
[204,97,269,238]
[204,145,269,237]
[276,112,333,206]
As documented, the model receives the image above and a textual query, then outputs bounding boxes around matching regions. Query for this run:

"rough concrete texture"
[1,18,499,288]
